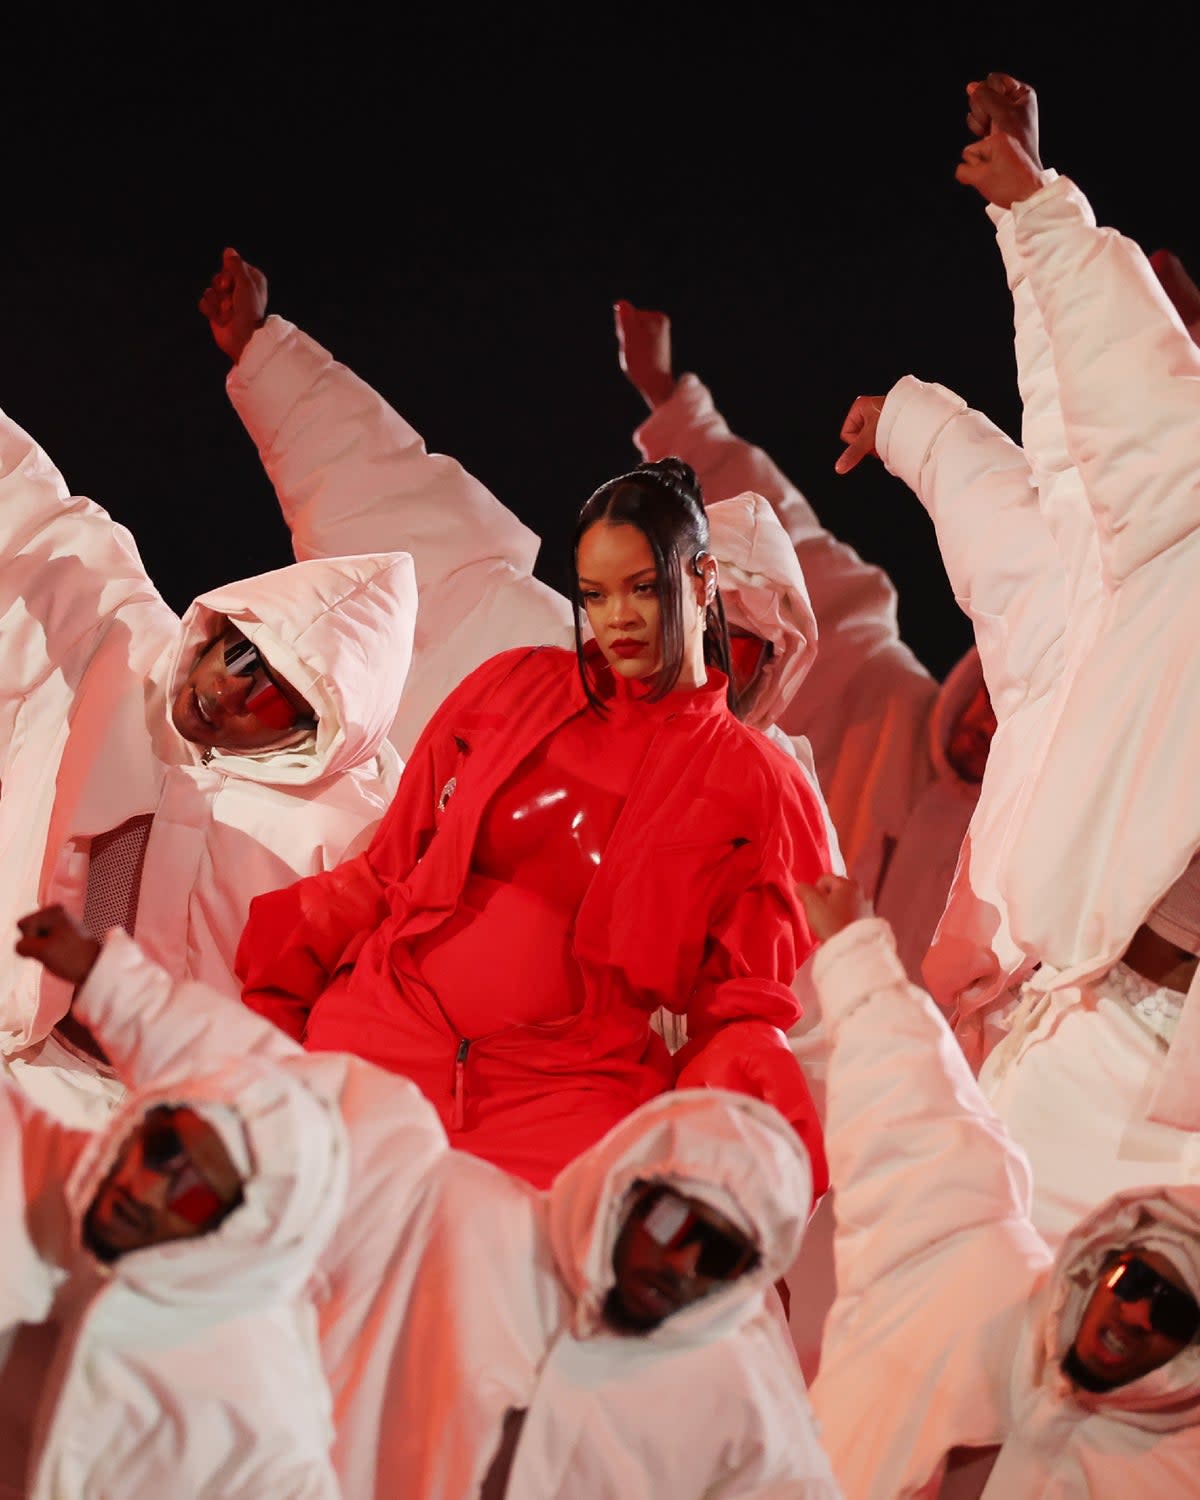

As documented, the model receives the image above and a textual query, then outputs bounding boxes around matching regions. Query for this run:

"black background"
[7,9,1196,681]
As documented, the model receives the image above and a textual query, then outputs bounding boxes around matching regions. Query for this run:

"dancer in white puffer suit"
[800,885,1200,1500]
[0,1053,347,1500]
[0,390,417,1129]
[941,76,1200,1246]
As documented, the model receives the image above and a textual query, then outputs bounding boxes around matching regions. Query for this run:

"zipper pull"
[452,1038,470,1131]
[201,747,214,766]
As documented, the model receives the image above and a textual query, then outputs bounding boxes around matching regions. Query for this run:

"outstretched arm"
[957,103,1200,581]
[869,378,1065,724]
[964,74,1103,636]
[17,907,299,1086]
[0,407,166,717]
[803,879,1051,1500]
[202,248,572,755]
[1016,174,1200,582]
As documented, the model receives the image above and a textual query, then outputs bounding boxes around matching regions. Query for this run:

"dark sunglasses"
[140,1110,233,1230]
[634,1185,759,1281]
[1106,1254,1200,1343]
[223,636,314,731]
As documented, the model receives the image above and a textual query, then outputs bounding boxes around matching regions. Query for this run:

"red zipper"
[452,1037,471,1131]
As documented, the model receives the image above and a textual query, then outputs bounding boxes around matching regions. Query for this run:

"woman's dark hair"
[571,457,738,714]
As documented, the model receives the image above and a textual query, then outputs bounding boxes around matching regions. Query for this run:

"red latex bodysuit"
[407,695,653,1038]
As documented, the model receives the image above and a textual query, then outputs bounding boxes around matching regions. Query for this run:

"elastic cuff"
[73,928,148,1025]
[633,372,712,459]
[226,313,295,393]
[811,916,908,1018]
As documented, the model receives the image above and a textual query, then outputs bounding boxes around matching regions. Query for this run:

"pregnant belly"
[410,874,585,1038]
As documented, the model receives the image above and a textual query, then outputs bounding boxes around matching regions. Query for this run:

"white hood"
[1035,1182,1200,1431]
[65,1054,349,1332]
[547,1088,812,1348]
[166,551,416,786]
[707,492,818,731]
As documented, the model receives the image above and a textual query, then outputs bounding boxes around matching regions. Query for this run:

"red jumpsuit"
[237,645,831,1188]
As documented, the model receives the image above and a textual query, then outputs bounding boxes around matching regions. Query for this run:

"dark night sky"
[6,11,1195,682]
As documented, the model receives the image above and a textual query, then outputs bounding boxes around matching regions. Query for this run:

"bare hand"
[835,395,885,474]
[1150,249,1200,340]
[16,906,101,984]
[796,875,873,942]
[198,247,268,363]
[965,72,1041,168]
[955,129,1044,209]
[614,299,675,411]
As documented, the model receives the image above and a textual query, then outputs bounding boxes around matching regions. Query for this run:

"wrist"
[639,372,677,411]
[228,317,266,365]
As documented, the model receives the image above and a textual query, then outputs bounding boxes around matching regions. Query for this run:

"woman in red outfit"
[236,459,832,1188]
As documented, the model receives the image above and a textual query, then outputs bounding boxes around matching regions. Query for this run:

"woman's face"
[576,521,711,687]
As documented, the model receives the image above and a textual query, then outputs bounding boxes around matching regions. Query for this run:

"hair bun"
[635,456,702,502]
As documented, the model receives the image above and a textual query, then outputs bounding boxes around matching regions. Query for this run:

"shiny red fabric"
[237,646,831,1189]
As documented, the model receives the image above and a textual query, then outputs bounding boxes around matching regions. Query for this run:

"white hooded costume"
[808,915,1200,1500]
[861,173,1200,1242]
[0,397,417,1125]
[964,176,1200,1242]
[0,1054,347,1500]
[68,928,841,1499]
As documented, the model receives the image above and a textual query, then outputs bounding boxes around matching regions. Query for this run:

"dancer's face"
[605,1183,759,1332]
[1070,1248,1198,1388]
[172,624,316,751]
[83,1106,244,1262]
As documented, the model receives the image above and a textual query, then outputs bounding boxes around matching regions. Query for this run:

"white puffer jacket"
[979,176,1200,1127]
[0,399,417,1075]
[808,916,1200,1499]
[0,1055,347,1500]
[635,379,983,980]
[71,932,841,1500]
[868,364,1063,1030]
[884,177,1200,1093]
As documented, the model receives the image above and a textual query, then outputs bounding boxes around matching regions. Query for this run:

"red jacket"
[237,646,830,1188]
